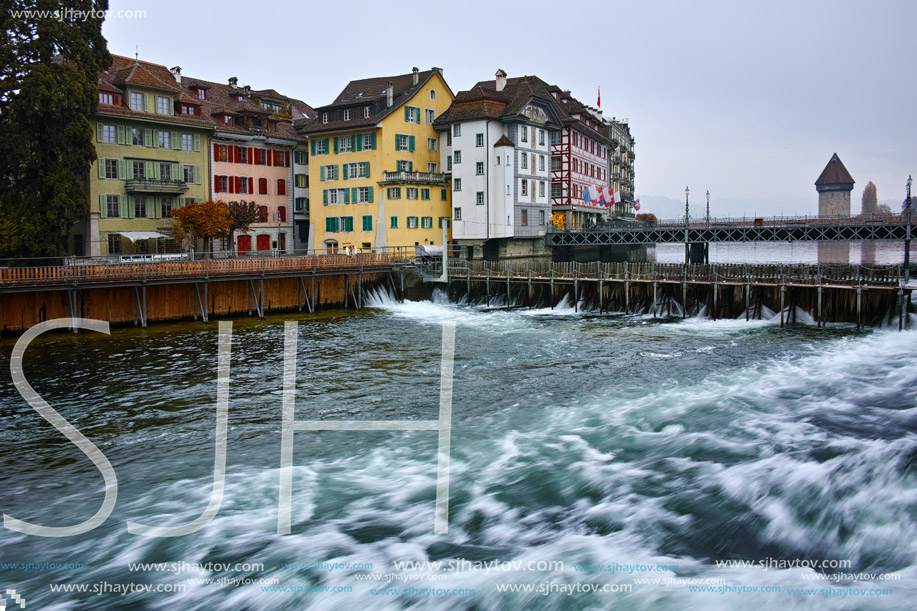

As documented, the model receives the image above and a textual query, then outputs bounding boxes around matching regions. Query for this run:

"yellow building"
[299,68,454,253]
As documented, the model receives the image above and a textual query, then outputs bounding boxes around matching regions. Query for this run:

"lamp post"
[905,175,912,285]
[684,186,690,264]
[706,190,710,228]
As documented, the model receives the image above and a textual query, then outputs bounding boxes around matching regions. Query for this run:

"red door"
[237,235,251,255]
[256,234,270,253]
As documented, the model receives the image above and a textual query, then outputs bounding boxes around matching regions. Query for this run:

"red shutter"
[266,150,273,167]
[248,147,254,164]
[285,151,290,167]
[278,206,286,222]
[248,177,254,193]
[259,177,267,195]
[228,176,235,193]
[214,175,221,193]
[213,142,219,159]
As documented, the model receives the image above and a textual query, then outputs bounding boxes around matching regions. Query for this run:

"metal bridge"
[546,214,911,246]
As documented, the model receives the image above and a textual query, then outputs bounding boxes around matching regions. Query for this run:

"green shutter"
[395,134,401,151]
[119,159,128,179]
[356,135,363,151]
[144,94,151,112]
[390,216,397,228]
[122,195,131,218]
[364,161,370,175]
[352,187,358,203]
[325,217,334,232]
[344,216,353,232]
[99,194,107,218]
[116,125,126,145]
[370,133,376,149]
[342,163,348,180]
[193,165,200,184]
[405,106,410,122]
[320,166,326,181]
[96,123,103,142]
[323,189,328,205]
[441,189,447,200]
[97,159,105,179]
[333,137,339,154]
[147,162,156,179]
[408,161,414,172]
[310,140,316,156]
[367,186,374,203]
[409,136,415,152]
[171,132,180,150]
[144,128,153,147]
[193,134,201,151]
[344,188,350,204]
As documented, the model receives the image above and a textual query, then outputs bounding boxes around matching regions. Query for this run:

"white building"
[434,71,564,259]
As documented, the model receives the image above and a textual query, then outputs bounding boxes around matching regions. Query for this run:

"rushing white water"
[1,292,914,610]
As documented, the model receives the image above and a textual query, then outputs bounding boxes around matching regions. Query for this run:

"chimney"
[228,76,238,89]
[243,84,251,97]
[170,65,181,83]
[386,81,393,108]
[495,69,507,92]
[412,67,419,86]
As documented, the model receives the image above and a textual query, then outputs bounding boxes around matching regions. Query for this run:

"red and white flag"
[597,86,601,108]
[633,198,641,211]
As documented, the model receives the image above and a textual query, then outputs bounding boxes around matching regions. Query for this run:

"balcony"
[380,171,450,186]
[125,178,189,195]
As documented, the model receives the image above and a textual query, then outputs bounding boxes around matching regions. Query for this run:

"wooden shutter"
[116,125,126,145]
[99,194,107,218]
[333,137,339,154]
[367,187,373,203]
[248,147,254,164]
[351,187,358,203]
[320,166,326,181]
[364,162,370,175]
[409,136,415,152]
[323,189,328,205]
[285,151,290,167]
[344,216,353,232]
[121,195,130,218]
[370,133,376,149]
[97,159,105,179]
[193,134,201,151]
[343,188,349,204]
[120,160,129,179]
[214,142,220,158]
[95,123,103,142]
[405,106,410,122]
[144,129,153,147]
[395,134,400,151]
[214,175,221,193]
[310,140,316,156]
[171,132,181,150]
[249,177,254,193]
[356,135,363,152]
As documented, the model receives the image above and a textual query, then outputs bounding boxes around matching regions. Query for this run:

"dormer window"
[196,88,206,99]
[98,93,120,106]
[322,112,329,124]
[155,96,171,115]
[235,94,244,102]
[344,109,351,121]
[129,92,144,111]
[224,115,233,125]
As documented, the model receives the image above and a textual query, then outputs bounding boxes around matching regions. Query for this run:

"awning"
[117,231,170,241]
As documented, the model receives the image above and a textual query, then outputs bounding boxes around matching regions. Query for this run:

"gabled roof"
[108,56,182,93]
[493,135,515,147]
[299,69,451,135]
[433,75,569,128]
[815,153,855,186]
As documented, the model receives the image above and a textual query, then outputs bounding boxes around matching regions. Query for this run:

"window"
[416,188,428,201]
[315,139,327,155]
[438,217,449,229]
[407,216,419,229]
[364,106,371,118]
[183,165,195,183]
[454,208,462,221]
[101,124,116,143]
[156,96,170,115]
[158,131,170,149]
[196,88,206,99]
[430,89,436,100]
[277,179,287,195]
[427,137,437,152]
[362,134,373,150]
[339,136,353,153]
[495,156,500,165]
[539,155,545,171]
[356,186,371,203]
[428,162,437,173]
[161,199,173,217]
[278,206,287,222]
[397,160,412,172]
[421,216,433,229]
[454,150,461,164]
[216,175,228,193]
[539,181,545,197]
[294,197,307,212]
[344,109,351,121]
[521,126,528,142]
[322,165,338,180]
[397,134,410,151]
[295,174,307,188]
[476,162,484,175]
[476,133,484,147]
[131,127,143,146]
[106,194,120,218]
[134,196,147,218]
[99,93,114,105]
[540,210,545,225]
[390,216,398,228]
[294,150,308,165]
[387,187,401,199]
[476,192,484,205]
[552,183,562,197]
[215,144,228,162]
[132,161,145,179]
[521,180,528,196]
[405,106,421,123]
[180,133,193,151]
[446,131,452,146]
[406,187,418,200]
[104,158,118,179]
[258,177,268,194]
[129,92,144,111]
[236,146,248,164]
[446,155,452,171]
[237,175,250,194]
[223,115,233,126]
[108,233,121,253]
[521,153,528,170]
[425,109,435,124]
[322,112,329,124]
[441,189,448,201]
[453,124,461,137]
[362,215,373,231]
[454,178,461,192]
[160,163,172,181]
[539,130,545,146]
[522,209,530,226]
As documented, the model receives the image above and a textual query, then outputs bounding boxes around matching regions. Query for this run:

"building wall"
[292,146,310,251]
[818,190,851,217]
[87,115,211,256]
[210,137,295,253]
[512,122,552,237]
[309,72,454,252]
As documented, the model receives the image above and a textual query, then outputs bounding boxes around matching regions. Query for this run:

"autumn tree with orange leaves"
[170,200,231,257]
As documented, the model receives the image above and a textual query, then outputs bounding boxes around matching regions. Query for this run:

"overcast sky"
[104,0,916,216]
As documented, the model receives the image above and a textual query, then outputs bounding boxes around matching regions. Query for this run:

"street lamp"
[684,186,690,264]
[706,190,710,228]
[905,175,912,284]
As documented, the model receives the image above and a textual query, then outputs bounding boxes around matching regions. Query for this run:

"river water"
[1,290,916,610]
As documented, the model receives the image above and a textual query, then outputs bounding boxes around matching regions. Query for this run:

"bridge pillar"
[686,243,708,265]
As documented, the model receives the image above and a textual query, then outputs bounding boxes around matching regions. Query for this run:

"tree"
[170,200,231,257]
[226,200,261,252]
[0,0,112,258]
[860,181,878,215]
[877,204,893,215]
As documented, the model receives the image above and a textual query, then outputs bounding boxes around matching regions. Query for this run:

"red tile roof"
[815,153,855,186]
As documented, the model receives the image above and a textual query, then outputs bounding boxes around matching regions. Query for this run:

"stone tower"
[815,153,855,263]
[815,153,855,216]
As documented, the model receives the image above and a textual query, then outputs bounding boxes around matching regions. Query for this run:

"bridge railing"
[0,253,394,287]
[452,260,903,287]
[547,213,907,232]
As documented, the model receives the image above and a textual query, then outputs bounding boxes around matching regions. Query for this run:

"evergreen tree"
[0,0,111,258]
